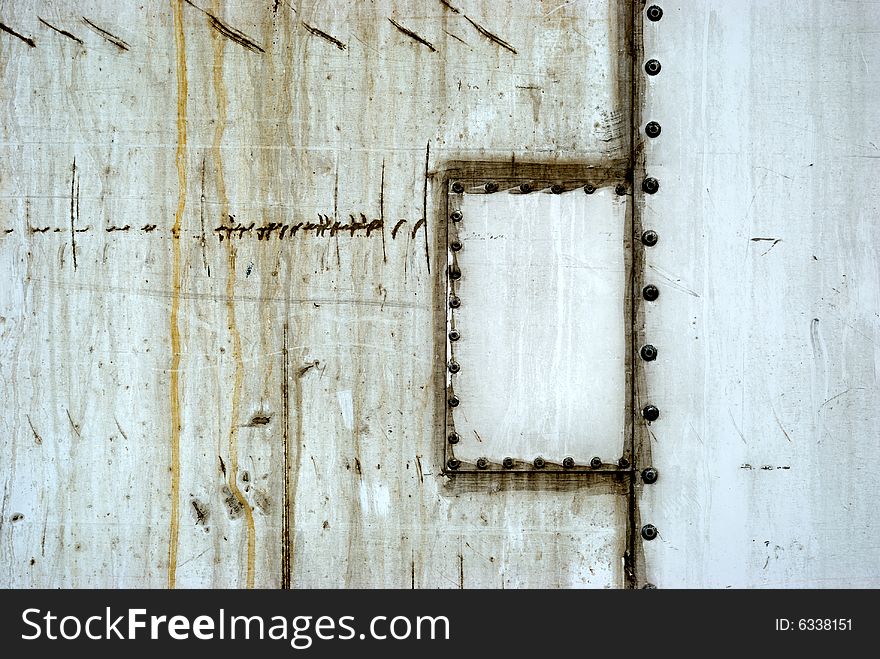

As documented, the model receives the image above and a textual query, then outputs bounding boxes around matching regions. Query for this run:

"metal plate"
[446,182,628,472]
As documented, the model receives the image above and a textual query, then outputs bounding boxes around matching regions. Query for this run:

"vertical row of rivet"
[446,183,464,471]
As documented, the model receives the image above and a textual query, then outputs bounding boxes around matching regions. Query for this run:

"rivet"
[618,457,630,469]
[447,432,460,444]
[640,344,658,361]
[642,285,660,301]
[615,183,627,196]
[451,182,464,193]
[448,361,460,374]
[476,457,489,470]
[533,456,546,469]
[645,121,662,138]
[641,229,659,246]
[449,296,461,308]
[449,266,462,281]
[450,239,463,251]
[590,457,602,469]
[642,467,659,484]
[646,5,663,21]
[519,183,533,194]
[448,330,461,342]
[642,404,660,422]
[448,396,460,408]
[583,184,596,194]
[502,457,514,469]
[484,182,498,193]
[446,458,461,471]
[642,177,660,194]
[450,210,463,222]
[562,456,575,469]
[641,524,658,541]
[642,583,657,589]
[645,59,662,76]
[551,184,564,194]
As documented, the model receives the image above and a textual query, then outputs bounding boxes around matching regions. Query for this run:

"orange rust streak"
[168,0,187,590]
[211,5,256,589]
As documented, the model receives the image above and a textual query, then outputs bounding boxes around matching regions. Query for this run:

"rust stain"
[167,0,187,591]
[211,3,256,589]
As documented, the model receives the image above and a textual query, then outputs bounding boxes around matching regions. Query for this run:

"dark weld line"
[183,0,264,53]
[38,18,83,45]
[438,0,461,13]
[0,22,36,47]
[388,18,436,52]
[70,159,78,271]
[301,21,346,51]
[81,17,130,50]
[421,141,431,272]
[463,15,516,54]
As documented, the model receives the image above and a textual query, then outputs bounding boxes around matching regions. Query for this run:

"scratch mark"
[411,219,426,240]
[388,18,437,52]
[354,457,362,475]
[0,22,36,47]
[411,552,416,589]
[69,159,78,271]
[25,415,42,445]
[463,15,516,54]
[114,417,128,442]
[301,21,346,51]
[81,17,130,51]
[281,322,291,589]
[438,0,461,12]
[459,552,464,589]
[38,18,83,45]
[199,159,210,277]
[298,360,319,376]
[646,264,701,297]
[65,408,81,438]
[422,141,431,272]
[771,407,793,442]
[379,159,387,263]
[442,29,468,46]
[391,219,407,239]
[728,410,747,445]
[473,430,483,443]
[184,0,264,53]
[415,454,424,484]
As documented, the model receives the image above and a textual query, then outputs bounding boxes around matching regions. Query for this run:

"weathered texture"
[0,0,629,588]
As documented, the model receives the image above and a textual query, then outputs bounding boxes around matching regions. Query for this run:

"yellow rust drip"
[211,4,256,589]
[167,0,187,590]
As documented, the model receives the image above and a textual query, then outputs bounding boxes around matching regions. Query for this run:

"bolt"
[642,285,660,301]
[618,457,630,469]
[645,121,662,138]
[449,266,462,280]
[451,182,464,193]
[645,59,662,76]
[641,229,659,246]
[584,184,595,194]
[449,296,461,308]
[590,457,602,469]
[642,404,660,422]
[484,182,498,193]
[641,524,658,541]
[642,467,659,484]
[642,177,660,194]
[562,456,575,469]
[448,396,460,408]
[447,432,460,444]
[502,457,515,469]
[476,457,489,470]
[615,183,627,196]
[450,239,463,251]
[533,456,546,469]
[519,183,533,194]
[640,344,658,361]
[551,184,564,194]
[448,361,460,374]
[646,5,663,21]
[450,210,463,222]
[448,330,461,342]
[446,458,461,471]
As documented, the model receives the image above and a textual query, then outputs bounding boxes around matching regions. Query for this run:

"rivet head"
[562,456,575,469]
[448,361,460,374]
[640,344,658,361]
[519,183,533,194]
[502,457,515,469]
[449,296,462,309]
[642,404,660,422]
[642,177,660,194]
[448,396,460,408]
[646,5,663,21]
[476,457,489,470]
[450,239,463,251]
[446,458,461,471]
[642,285,660,301]
[641,229,659,246]
[449,266,462,281]
[451,182,464,193]
[618,457,630,469]
[641,524,658,541]
[447,432,460,444]
[645,121,662,138]
[583,184,596,194]
[645,59,662,76]
[642,467,659,484]
[590,456,602,469]
[533,456,546,469]
[448,330,461,341]
[450,210,463,222]
[484,182,498,193]
[615,183,627,196]
[551,184,564,194]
